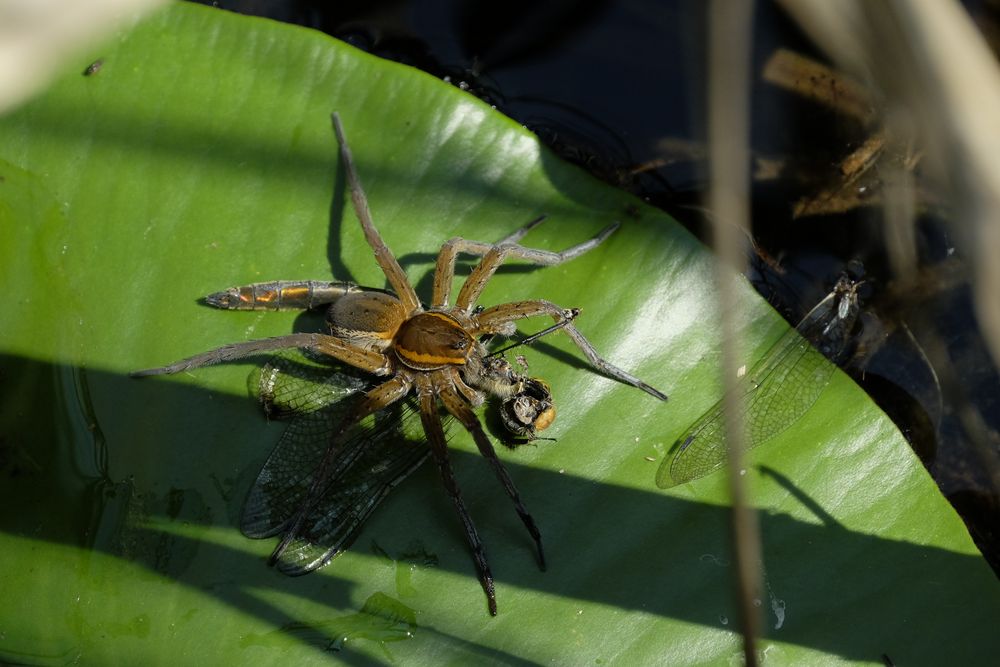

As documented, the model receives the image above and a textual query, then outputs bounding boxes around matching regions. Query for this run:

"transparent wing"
[657,276,861,488]
[269,400,429,575]
[246,350,367,420]
[239,352,430,573]
[241,353,367,538]
[659,334,835,487]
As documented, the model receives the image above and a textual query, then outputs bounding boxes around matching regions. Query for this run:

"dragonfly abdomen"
[205,281,362,311]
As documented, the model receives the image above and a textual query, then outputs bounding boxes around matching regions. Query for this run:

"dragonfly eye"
[499,377,555,441]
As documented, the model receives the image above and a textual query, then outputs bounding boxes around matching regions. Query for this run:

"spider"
[133,112,667,615]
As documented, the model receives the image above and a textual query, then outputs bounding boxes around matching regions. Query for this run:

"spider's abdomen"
[394,312,474,370]
[327,291,407,350]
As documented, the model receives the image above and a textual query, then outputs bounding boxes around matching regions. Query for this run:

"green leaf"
[1,3,997,664]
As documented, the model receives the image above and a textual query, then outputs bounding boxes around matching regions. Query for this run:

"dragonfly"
[239,350,423,572]
[241,343,560,575]
[656,274,863,488]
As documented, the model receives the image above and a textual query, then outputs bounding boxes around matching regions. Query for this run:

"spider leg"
[415,375,498,616]
[269,373,413,562]
[494,214,546,245]
[433,222,619,308]
[476,300,668,401]
[130,332,392,377]
[331,113,420,314]
[486,313,579,357]
[440,368,546,570]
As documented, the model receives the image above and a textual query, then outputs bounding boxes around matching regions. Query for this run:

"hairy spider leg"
[475,300,669,401]
[414,374,498,615]
[332,112,420,314]
[440,367,546,569]
[130,332,392,377]
[269,373,413,562]
[431,222,620,308]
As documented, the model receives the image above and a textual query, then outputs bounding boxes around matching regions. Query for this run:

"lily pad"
[1,3,998,664]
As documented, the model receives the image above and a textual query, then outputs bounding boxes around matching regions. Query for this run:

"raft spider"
[133,112,667,615]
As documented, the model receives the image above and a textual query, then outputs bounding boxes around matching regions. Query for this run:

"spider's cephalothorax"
[132,112,667,615]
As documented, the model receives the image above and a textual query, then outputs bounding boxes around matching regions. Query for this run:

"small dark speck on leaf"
[83,59,104,76]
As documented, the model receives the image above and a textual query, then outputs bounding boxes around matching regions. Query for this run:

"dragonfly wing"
[272,402,430,575]
[242,409,338,538]
[656,399,727,488]
[744,279,856,447]
[241,353,367,538]
[658,329,806,487]
[658,277,861,488]
[248,352,366,418]
[239,352,433,574]
[747,340,835,443]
